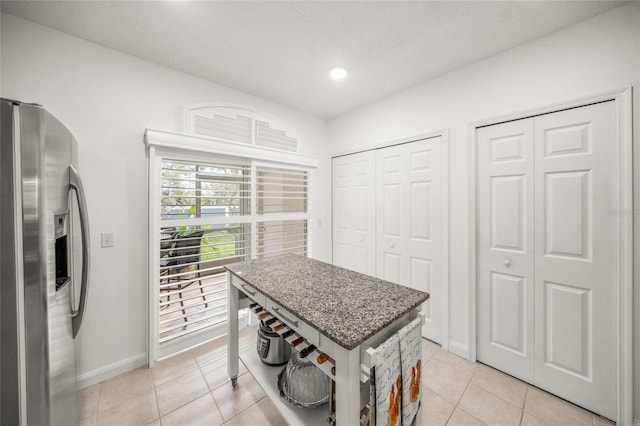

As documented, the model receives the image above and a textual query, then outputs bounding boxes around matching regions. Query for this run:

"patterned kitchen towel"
[374,333,402,426]
[399,318,422,426]
[370,363,376,426]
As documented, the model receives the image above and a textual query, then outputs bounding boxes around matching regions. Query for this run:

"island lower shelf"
[239,345,329,426]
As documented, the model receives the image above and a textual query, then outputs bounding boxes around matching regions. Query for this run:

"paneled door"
[332,151,376,276]
[477,119,535,383]
[477,101,616,419]
[376,143,407,284]
[376,138,443,342]
[533,102,616,419]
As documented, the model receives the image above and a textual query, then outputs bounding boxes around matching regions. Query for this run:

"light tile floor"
[79,327,614,426]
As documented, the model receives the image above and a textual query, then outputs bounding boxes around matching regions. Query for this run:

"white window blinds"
[256,220,308,258]
[255,165,310,258]
[157,159,313,350]
[256,166,308,214]
[159,160,251,345]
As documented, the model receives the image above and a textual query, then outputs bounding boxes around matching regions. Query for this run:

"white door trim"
[467,87,633,424]
[331,129,450,349]
[441,129,450,351]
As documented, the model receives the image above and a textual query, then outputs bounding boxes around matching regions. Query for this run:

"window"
[256,166,309,258]
[256,220,308,259]
[158,160,251,347]
[155,157,313,357]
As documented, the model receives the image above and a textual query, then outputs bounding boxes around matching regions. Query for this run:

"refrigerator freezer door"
[0,98,23,425]
[43,108,78,426]
[20,102,51,426]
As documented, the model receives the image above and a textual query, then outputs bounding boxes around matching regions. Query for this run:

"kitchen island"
[226,254,429,425]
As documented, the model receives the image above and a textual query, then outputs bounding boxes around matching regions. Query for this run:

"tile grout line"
[423,347,458,425]
[517,397,524,425]
[208,385,226,425]
[452,364,486,425]
[422,345,464,425]
[221,395,269,425]
[206,357,256,425]
[471,365,528,414]
[521,384,530,425]
[151,366,161,426]
[94,384,102,426]
[158,362,211,421]
[422,346,469,425]
[455,354,478,406]
[195,358,228,424]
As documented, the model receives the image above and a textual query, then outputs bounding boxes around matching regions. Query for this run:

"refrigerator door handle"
[69,164,90,338]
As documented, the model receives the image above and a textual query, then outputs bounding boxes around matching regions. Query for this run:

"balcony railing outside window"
[158,159,312,351]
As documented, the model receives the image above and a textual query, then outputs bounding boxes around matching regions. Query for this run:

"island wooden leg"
[227,272,239,387]
[334,345,361,425]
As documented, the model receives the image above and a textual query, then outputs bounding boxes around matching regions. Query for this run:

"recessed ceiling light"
[330,67,348,80]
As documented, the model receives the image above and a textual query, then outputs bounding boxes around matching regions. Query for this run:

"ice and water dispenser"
[54,213,70,291]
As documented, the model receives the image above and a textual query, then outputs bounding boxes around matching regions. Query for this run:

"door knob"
[390,243,395,249]
[503,259,511,267]
[359,238,364,243]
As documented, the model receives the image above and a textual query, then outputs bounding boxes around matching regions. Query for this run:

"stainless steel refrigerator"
[1,98,90,425]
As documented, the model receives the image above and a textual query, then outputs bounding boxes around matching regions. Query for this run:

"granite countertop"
[225,254,429,350]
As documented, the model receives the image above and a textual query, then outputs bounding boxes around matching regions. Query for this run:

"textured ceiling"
[0,1,627,119]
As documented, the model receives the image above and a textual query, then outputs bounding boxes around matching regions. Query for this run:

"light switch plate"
[101,232,114,248]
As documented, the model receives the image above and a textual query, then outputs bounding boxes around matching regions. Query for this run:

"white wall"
[0,13,331,386]
[327,2,640,420]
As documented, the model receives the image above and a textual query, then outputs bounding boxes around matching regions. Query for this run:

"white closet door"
[376,144,406,285]
[406,138,443,342]
[477,119,535,382]
[352,151,376,275]
[376,138,443,342]
[332,152,376,275]
[477,101,617,419]
[533,101,616,419]
[333,155,354,269]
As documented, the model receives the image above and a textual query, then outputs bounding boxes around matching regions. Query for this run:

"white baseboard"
[447,340,470,360]
[77,352,147,390]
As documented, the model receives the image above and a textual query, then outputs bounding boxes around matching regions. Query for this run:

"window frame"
[146,129,318,366]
